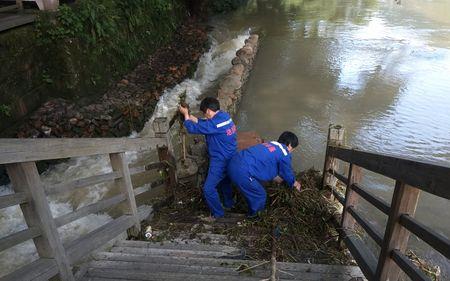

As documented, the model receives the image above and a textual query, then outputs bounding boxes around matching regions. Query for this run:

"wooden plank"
[341,164,362,234]
[351,183,390,215]
[55,194,126,227]
[399,214,450,259]
[133,181,165,197]
[92,251,363,276]
[157,146,177,200]
[6,162,75,280]
[110,153,140,233]
[391,250,431,281]
[0,226,41,252]
[326,185,345,205]
[0,137,166,164]
[342,229,377,280]
[321,125,345,190]
[45,171,122,195]
[328,169,348,185]
[16,0,23,10]
[347,206,383,246]
[129,162,165,176]
[376,181,421,281]
[0,258,58,281]
[0,192,27,209]
[328,145,450,200]
[66,215,135,264]
[0,4,18,12]
[0,13,35,32]
[85,260,356,280]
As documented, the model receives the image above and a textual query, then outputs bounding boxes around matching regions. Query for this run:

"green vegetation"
[0,0,185,131]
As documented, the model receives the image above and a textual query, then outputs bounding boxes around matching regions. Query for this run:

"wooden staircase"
[81,236,365,281]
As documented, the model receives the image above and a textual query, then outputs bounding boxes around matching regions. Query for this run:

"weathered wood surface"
[0,226,41,252]
[45,171,122,195]
[399,214,450,259]
[351,183,390,215]
[341,164,361,232]
[65,215,135,264]
[0,12,35,32]
[342,229,377,280]
[0,258,58,281]
[0,137,165,164]
[376,182,421,281]
[80,239,364,281]
[347,206,383,246]
[110,153,140,233]
[391,250,432,281]
[0,192,27,209]
[54,194,126,227]
[328,145,450,200]
[6,162,75,280]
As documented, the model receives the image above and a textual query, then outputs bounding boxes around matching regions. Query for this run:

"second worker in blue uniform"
[227,131,302,217]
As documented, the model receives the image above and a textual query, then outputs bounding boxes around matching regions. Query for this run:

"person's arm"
[179,105,219,135]
[278,155,296,188]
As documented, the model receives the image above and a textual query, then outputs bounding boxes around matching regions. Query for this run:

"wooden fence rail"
[0,118,179,280]
[322,125,450,281]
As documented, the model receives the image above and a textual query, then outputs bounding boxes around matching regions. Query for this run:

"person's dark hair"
[200,97,220,113]
[278,131,299,148]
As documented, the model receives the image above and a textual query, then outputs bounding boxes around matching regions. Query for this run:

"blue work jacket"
[238,141,296,187]
[184,111,237,163]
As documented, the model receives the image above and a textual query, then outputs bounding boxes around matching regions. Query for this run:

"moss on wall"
[0,0,186,131]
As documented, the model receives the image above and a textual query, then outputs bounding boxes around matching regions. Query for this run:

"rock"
[231,57,242,65]
[230,64,245,77]
[220,74,242,92]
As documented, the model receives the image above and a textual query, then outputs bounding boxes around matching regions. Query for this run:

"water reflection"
[211,0,450,276]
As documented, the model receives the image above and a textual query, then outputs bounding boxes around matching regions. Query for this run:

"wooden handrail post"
[375,181,420,280]
[322,125,345,192]
[340,164,362,236]
[16,0,23,9]
[6,162,74,281]
[109,153,141,236]
[43,0,59,11]
[153,117,177,200]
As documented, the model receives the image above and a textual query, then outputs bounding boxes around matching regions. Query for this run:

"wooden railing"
[0,118,178,280]
[322,125,450,281]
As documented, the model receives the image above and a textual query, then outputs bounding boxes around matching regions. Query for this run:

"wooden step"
[110,245,244,259]
[0,258,58,281]
[115,239,240,253]
[91,251,364,278]
[85,259,361,280]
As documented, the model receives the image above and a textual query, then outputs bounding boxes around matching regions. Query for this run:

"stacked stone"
[217,34,259,115]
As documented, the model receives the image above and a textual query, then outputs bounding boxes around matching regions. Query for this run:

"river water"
[211,0,450,276]
[1,0,449,277]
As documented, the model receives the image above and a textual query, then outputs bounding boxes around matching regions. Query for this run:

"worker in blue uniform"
[227,131,301,217]
[179,97,237,220]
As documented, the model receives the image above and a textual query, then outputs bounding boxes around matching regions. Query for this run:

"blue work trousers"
[227,155,267,216]
[203,160,234,218]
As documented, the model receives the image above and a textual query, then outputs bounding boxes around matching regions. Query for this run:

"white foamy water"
[0,32,247,276]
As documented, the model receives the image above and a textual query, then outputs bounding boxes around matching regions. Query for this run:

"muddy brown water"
[209,0,450,276]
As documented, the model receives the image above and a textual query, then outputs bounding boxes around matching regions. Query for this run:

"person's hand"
[179,105,189,119]
[293,181,301,192]
[273,176,283,184]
